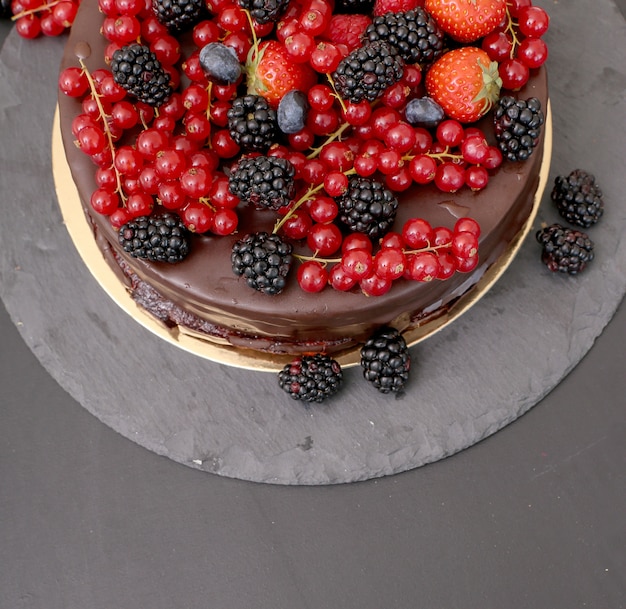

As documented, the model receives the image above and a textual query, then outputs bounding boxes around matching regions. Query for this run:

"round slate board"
[1,0,625,485]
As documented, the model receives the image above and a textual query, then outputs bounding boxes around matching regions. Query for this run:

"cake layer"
[57,0,548,356]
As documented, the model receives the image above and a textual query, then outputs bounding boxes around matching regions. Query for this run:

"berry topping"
[277,90,309,134]
[231,231,294,294]
[360,326,411,393]
[425,0,506,43]
[119,213,190,263]
[278,354,343,403]
[238,0,290,24]
[199,42,242,84]
[110,43,172,107]
[404,96,444,128]
[536,224,594,275]
[493,96,544,162]
[152,0,205,33]
[229,155,296,210]
[227,94,277,152]
[551,169,604,228]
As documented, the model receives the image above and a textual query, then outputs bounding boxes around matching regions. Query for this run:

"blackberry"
[119,213,190,263]
[152,0,204,32]
[332,40,404,104]
[494,96,544,162]
[229,156,296,211]
[231,232,294,295]
[536,223,594,275]
[1,0,13,18]
[110,44,172,107]
[362,9,444,67]
[278,355,343,403]
[227,95,277,152]
[551,169,604,228]
[336,176,399,239]
[360,326,411,394]
[238,0,290,24]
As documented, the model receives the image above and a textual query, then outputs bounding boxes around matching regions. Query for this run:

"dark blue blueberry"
[199,42,242,84]
[404,97,445,128]
[277,90,309,134]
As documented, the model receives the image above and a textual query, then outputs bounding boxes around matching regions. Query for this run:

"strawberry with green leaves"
[246,40,318,108]
[425,0,507,43]
[425,46,502,123]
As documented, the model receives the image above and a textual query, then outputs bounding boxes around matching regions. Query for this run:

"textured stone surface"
[1,0,625,485]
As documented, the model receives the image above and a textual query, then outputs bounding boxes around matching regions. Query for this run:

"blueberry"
[404,97,445,128]
[277,90,309,134]
[199,42,242,85]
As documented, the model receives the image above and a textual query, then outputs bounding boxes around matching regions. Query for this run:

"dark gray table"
[1,3,625,607]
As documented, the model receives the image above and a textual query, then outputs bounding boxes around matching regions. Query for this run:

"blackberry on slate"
[336,176,399,239]
[231,232,294,295]
[332,40,404,104]
[152,0,204,32]
[551,169,604,228]
[278,354,343,403]
[227,95,277,152]
[238,0,290,24]
[362,9,444,67]
[119,213,190,263]
[536,223,594,275]
[494,96,544,162]
[360,326,411,394]
[110,44,172,107]
[229,155,296,211]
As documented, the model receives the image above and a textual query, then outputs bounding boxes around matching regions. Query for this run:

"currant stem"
[78,58,126,204]
[11,0,65,20]
[306,121,351,160]
[504,7,522,58]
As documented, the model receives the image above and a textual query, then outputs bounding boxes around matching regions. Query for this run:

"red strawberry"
[373,0,424,17]
[425,47,502,123]
[324,14,372,53]
[425,0,507,43]
[246,40,318,108]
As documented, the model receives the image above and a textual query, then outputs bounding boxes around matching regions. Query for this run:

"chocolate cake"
[57,0,549,366]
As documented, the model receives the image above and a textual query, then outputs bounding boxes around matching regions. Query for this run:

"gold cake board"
[52,104,552,372]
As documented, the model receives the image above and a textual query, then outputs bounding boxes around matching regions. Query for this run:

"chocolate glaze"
[57,0,548,355]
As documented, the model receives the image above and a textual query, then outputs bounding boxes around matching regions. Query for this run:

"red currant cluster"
[11,0,78,38]
[482,0,550,91]
[294,216,481,296]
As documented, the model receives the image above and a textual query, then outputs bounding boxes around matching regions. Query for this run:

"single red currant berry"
[211,208,239,235]
[342,100,372,126]
[158,180,188,210]
[329,263,357,291]
[310,41,342,73]
[436,119,464,148]
[377,149,403,175]
[342,232,373,253]
[307,222,343,256]
[409,155,437,184]
[385,122,416,154]
[126,192,154,217]
[453,217,481,237]
[402,218,434,250]
[461,134,490,164]
[379,231,404,250]
[297,260,329,293]
[323,171,349,197]
[182,201,214,233]
[280,209,313,240]
[374,247,406,281]
[154,148,186,180]
[517,37,549,69]
[180,167,211,198]
[114,146,143,176]
[341,248,374,280]
[499,58,530,91]
[309,196,338,224]
[411,128,433,154]
[109,207,132,229]
[15,14,41,39]
[451,231,479,260]
[518,6,550,38]
[434,162,465,193]
[138,167,160,195]
[136,128,169,160]
[90,189,120,215]
[110,100,139,130]
[151,34,181,66]
[407,251,440,282]
[354,154,378,177]
[455,254,479,273]
[360,273,392,297]
[211,129,240,158]
[307,84,334,111]
[432,226,453,248]
[483,146,503,170]
[58,67,88,97]
[76,126,107,156]
[385,166,412,192]
[481,31,513,62]
[436,251,457,279]
[464,166,489,191]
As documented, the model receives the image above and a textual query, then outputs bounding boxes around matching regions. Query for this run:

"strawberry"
[246,40,318,108]
[373,0,424,17]
[425,0,507,43]
[324,14,372,53]
[425,47,502,123]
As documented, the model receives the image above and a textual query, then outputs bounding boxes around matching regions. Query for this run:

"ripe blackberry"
[494,96,544,162]
[231,232,294,295]
[1,0,13,18]
[551,169,604,228]
[336,176,399,239]
[152,0,205,32]
[238,0,290,24]
[332,40,404,104]
[362,9,444,67]
[110,44,172,107]
[119,213,190,263]
[536,223,594,275]
[360,326,410,394]
[334,0,374,14]
[278,354,343,403]
[227,95,277,152]
[229,155,296,211]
